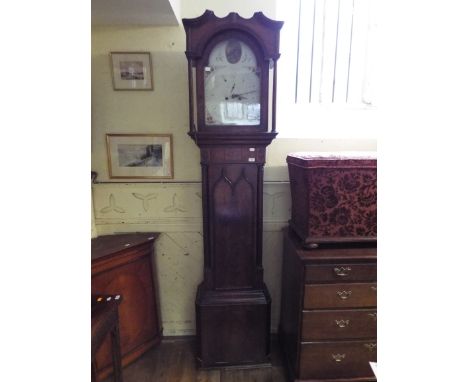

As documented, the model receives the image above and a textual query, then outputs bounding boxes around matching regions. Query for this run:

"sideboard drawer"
[301,309,377,341]
[305,263,376,283]
[299,340,377,380]
[303,283,377,309]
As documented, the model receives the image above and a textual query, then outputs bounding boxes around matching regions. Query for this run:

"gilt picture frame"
[106,134,173,179]
[110,52,153,90]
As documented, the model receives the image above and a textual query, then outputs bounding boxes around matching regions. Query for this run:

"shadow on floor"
[103,336,288,382]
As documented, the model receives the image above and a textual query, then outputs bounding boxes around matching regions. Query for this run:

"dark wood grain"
[91,233,160,261]
[211,165,257,289]
[299,341,377,380]
[183,10,283,134]
[279,229,377,382]
[92,295,123,382]
[301,309,377,340]
[196,287,271,368]
[92,233,163,380]
[183,11,283,368]
[304,263,376,283]
[303,283,377,309]
[277,233,304,375]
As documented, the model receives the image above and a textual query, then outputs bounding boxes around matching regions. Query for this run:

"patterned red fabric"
[287,153,377,244]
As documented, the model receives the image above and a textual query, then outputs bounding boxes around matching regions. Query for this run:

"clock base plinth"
[195,284,271,368]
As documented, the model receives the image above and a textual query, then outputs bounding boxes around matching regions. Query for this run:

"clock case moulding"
[184,9,283,142]
[183,10,283,368]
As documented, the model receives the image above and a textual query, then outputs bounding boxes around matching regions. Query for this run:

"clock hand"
[232,90,256,96]
[231,90,256,100]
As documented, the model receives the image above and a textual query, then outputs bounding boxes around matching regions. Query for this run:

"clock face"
[204,38,261,126]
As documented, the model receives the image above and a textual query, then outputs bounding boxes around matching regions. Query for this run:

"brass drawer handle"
[337,290,352,300]
[335,319,350,328]
[334,266,352,277]
[364,343,377,352]
[332,353,346,362]
[368,312,377,321]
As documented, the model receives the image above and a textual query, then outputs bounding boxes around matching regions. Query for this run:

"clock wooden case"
[183,10,283,368]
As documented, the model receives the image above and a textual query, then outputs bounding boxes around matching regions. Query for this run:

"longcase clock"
[183,10,283,368]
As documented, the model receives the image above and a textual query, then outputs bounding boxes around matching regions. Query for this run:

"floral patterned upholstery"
[287,152,377,246]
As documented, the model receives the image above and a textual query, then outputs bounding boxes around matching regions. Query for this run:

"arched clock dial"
[204,38,261,125]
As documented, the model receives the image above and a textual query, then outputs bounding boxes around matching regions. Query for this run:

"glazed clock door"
[204,38,261,126]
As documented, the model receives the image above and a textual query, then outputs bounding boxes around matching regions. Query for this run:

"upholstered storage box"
[287,152,377,247]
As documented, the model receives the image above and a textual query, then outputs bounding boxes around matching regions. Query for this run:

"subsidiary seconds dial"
[204,38,261,125]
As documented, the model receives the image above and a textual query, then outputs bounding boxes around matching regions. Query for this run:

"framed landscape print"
[106,134,173,179]
[110,52,153,90]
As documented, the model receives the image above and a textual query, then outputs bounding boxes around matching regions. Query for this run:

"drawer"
[299,340,377,380]
[305,263,376,283]
[303,283,377,309]
[301,309,377,340]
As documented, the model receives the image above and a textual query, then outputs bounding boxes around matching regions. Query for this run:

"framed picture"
[110,52,153,90]
[106,134,173,179]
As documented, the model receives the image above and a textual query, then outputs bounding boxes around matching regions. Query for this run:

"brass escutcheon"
[332,353,346,362]
[337,290,352,300]
[334,266,352,277]
[335,319,350,328]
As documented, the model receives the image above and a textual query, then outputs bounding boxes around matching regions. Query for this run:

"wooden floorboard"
[102,337,287,382]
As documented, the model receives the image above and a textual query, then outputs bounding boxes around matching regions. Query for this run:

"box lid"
[286,151,376,168]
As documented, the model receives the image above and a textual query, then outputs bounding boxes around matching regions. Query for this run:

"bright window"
[276,0,377,138]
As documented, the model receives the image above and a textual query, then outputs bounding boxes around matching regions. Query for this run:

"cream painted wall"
[180,0,276,19]
[92,25,198,181]
[91,0,376,336]
[92,182,290,335]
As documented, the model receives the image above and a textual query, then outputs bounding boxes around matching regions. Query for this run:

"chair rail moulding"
[92,182,291,234]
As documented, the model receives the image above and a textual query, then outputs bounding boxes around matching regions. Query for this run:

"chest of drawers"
[279,229,377,381]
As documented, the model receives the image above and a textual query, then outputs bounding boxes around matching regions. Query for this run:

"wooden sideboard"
[279,229,377,381]
[91,233,163,380]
